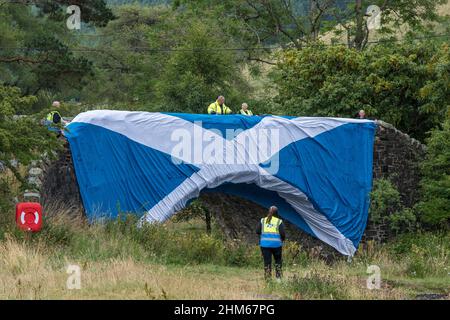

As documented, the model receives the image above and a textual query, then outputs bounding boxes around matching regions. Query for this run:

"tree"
[19,0,114,26]
[80,4,252,112]
[273,41,450,140]
[0,1,114,101]
[328,0,448,50]
[0,85,60,188]
[175,0,448,55]
[417,118,450,228]
[78,5,170,105]
[156,21,250,113]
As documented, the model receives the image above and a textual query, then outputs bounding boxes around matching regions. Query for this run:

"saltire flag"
[65,110,376,256]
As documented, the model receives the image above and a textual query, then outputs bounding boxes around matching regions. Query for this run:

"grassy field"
[0,204,449,300]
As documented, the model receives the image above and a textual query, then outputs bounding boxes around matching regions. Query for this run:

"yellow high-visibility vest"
[207,101,232,115]
[46,111,62,123]
[260,216,283,248]
[239,109,253,116]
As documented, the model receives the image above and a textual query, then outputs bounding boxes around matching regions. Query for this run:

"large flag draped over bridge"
[65,110,376,256]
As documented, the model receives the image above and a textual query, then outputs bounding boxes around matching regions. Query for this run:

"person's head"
[241,103,248,111]
[217,96,225,105]
[52,112,61,124]
[358,109,366,118]
[52,101,61,108]
[266,206,278,223]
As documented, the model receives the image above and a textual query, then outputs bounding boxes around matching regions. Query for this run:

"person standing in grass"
[256,206,285,281]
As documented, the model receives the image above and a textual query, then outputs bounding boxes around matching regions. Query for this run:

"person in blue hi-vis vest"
[256,206,286,281]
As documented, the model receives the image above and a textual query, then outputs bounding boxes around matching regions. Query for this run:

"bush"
[224,240,260,267]
[281,270,349,300]
[274,43,450,141]
[388,231,450,278]
[0,178,14,235]
[369,178,418,234]
[188,234,224,264]
[387,208,418,235]
[369,178,402,224]
[406,254,428,278]
[416,119,450,228]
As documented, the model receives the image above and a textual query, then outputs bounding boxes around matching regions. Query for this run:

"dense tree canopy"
[79,4,251,112]
[0,85,59,185]
[274,41,450,140]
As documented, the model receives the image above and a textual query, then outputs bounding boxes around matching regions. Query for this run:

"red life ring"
[16,202,42,232]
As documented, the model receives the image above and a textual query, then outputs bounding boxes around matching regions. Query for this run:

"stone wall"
[38,121,427,255]
[40,142,84,215]
[373,121,426,207]
[364,121,427,243]
[24,142,83,215]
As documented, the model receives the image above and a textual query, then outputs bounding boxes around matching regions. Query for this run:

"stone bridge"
[26,120,426,256]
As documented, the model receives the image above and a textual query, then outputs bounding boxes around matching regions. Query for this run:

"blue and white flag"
[65,110,376,256]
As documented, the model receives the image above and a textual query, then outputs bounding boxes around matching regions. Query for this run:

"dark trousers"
[261,247,282,280]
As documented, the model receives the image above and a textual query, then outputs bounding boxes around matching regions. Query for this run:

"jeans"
[261,246,282,280]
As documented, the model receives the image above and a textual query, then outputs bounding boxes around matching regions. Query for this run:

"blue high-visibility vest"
[260,216,282,248]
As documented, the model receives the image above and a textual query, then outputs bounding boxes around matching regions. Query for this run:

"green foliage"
[172,199,206,222]
[0,178,14,230]
[156,21,249,113]
[0,85,60,166]
[389,231,450,278]
[4,211,307,268]
[388,208,417,234]
[223,240,260,267]
[177,0,448,51]
[369,178,402,224]
[80,5,251,112]
[279,270,349,300]
[0,1,112,107]
[108,0,169,5]
[417,119,450,227]
[22,36,93,96]
[369,178,418,234]
[275,42,450,140]
[36,0,115,26]
[0,85,60,212]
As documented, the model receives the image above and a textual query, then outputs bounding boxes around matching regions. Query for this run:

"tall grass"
[0,202,449,299]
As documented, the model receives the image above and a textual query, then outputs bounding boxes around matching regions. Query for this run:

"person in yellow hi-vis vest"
[256,206,286,281]
[44,101,67,137]
[207,96,232,115]
[239,103,253,116]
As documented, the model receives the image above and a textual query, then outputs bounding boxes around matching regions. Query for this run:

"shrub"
[281,270,348,300]
[274,43,450,141]
[369,178,402,224]
[388,231,450,278]
[282,241,310,268]
[188,234,225,264]
[369,178,420,234]
[0,178,14,236]
[387,208,418,235]
[416,119,450,228]
[224,240,259,267]
[406,253,427,278]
